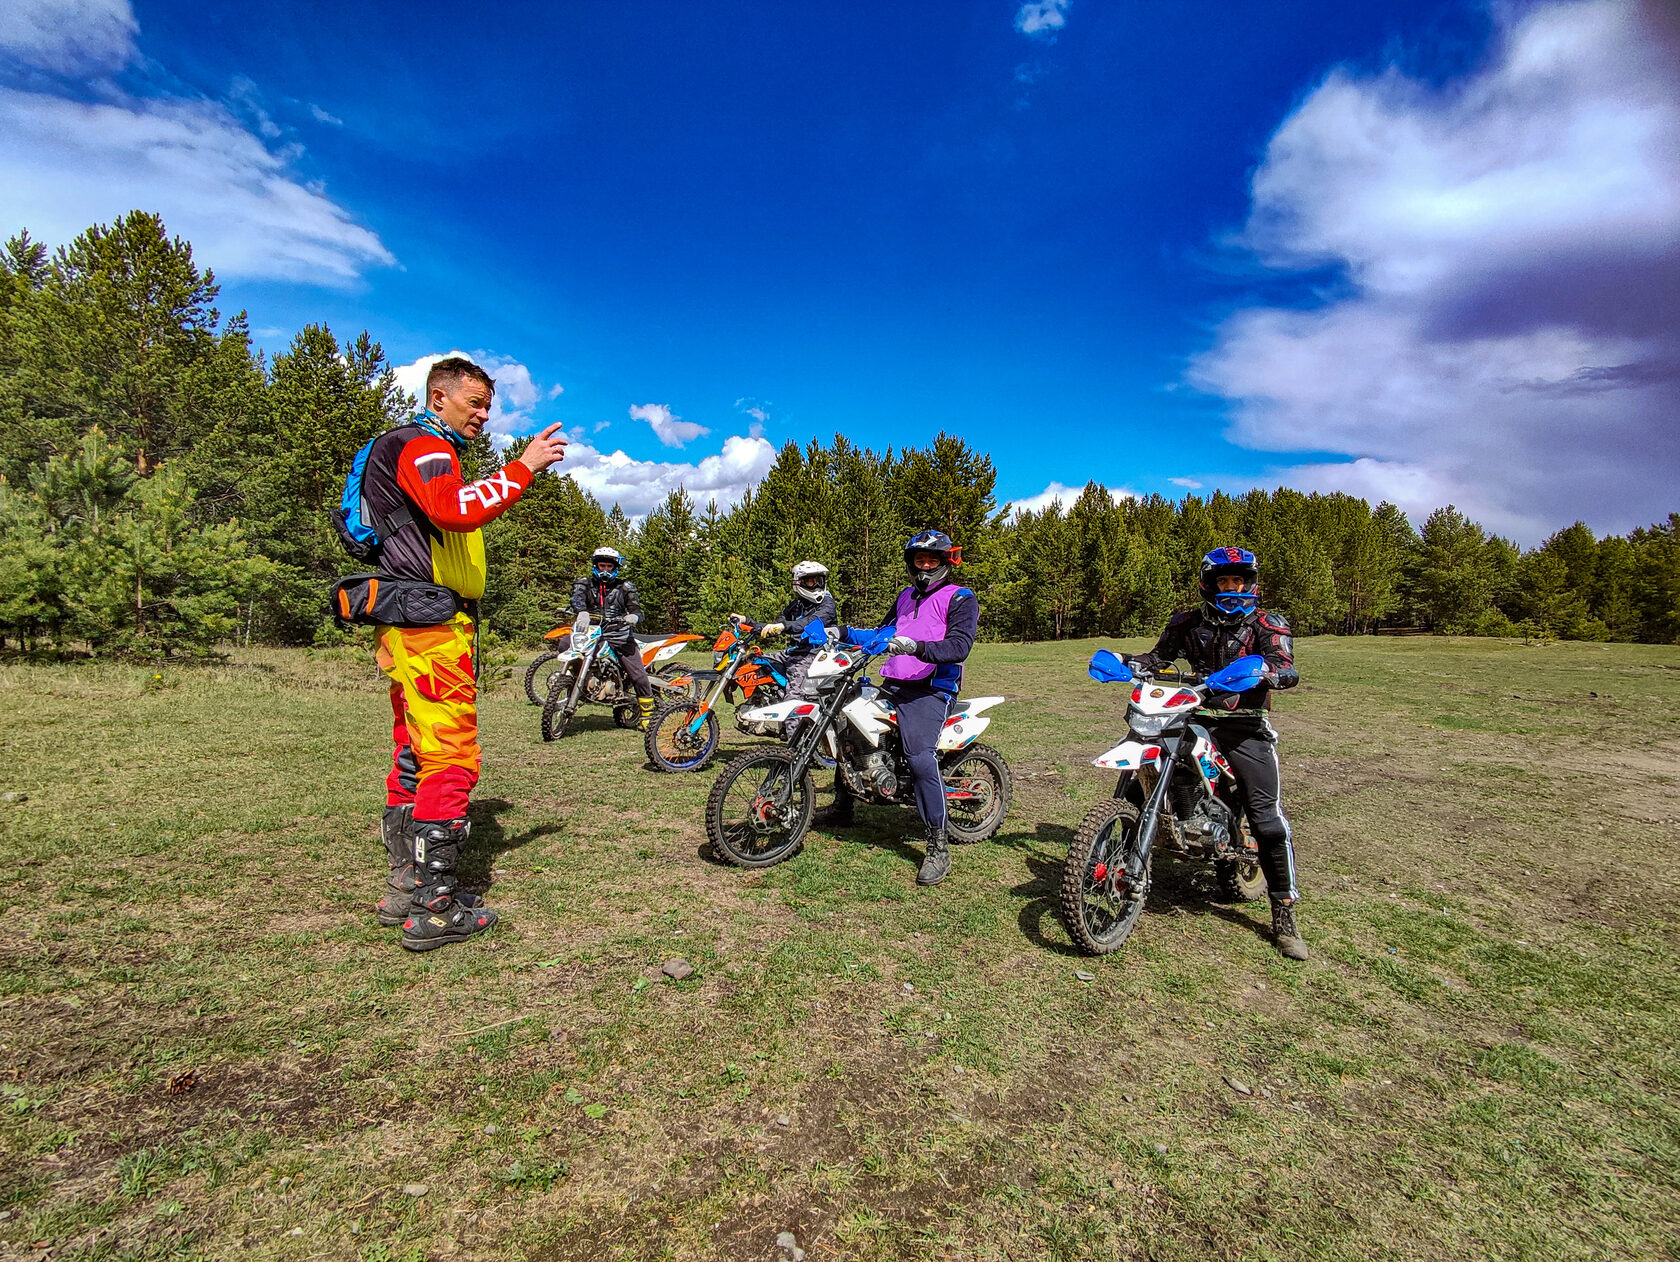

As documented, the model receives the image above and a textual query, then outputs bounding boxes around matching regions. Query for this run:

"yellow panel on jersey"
[430,528,489,600]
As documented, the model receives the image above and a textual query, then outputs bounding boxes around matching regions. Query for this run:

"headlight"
[1129,712,1170,739]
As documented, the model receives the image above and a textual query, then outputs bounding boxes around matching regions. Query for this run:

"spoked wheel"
[540,670,578,742]
[523,651,561,705]
[705,750,814,868]
[1059,799,1149,955]
[1215,855,1267,902]
[613,702,640,730]
[653,662,699,703]
[941,742,1013,843]
[645,702,721,772]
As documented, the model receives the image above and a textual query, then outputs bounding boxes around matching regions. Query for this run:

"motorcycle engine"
[1181,798,1233,852]
[584,673,620,703]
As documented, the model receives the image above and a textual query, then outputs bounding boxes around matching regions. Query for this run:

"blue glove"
[801,619,829,647]
[847,626,895,655]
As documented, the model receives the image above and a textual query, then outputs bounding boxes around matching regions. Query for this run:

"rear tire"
[940,742,1013,843]
[524,651,561,705]
[613,703,640,730]
[1215,857,1267,902]
[645,702,721,772]
[706,750,813,868]
[540,670,577,742]
[1059,799,1149,955]
[653,662,699,702]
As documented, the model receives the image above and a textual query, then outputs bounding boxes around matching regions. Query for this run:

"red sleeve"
[394,434,534,531]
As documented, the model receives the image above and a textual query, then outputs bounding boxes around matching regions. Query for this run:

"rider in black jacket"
[569,547,655,729]
[1129,546,1309,960]
[759,561,838,700]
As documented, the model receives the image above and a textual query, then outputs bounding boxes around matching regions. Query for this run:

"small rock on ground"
[1225,1077,1252,1095]
[401,1183,428,1198]
[1074,970,1095,983]
[1151,1142,1169,1157]
[661,958,694,981]
[0,792,26,803]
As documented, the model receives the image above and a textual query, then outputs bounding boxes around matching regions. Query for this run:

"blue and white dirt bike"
[1059,650,1271,955]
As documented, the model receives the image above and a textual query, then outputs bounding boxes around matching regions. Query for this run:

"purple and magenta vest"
[880,582,963,687]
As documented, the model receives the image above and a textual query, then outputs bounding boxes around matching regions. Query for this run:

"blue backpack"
[331,431,414,565]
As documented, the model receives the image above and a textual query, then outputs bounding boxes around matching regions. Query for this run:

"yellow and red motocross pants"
[376,614,479,821]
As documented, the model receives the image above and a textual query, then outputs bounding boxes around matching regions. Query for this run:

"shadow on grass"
[460,797,564,893]
[998,822,1079,955]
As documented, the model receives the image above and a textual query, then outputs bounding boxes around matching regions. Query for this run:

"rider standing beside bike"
[365,357,569,951]
[570,547,656,729]
[758,561,838,715]
[829,530,977,887]
[1127,546,1308,960]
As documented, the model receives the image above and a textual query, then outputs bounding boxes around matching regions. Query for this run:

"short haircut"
[426,356,496,403]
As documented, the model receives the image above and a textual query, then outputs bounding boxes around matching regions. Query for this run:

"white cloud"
[0,1,391,286]
[0,0,137,75]
[1015,0,1069,38]
[391,351,553,438]
[546,383,565,400]
[308,103,343,127]
[734,397,771,424]
[552,433,777,517]
[1169,477,1203,489]
[1190,0,1680,541]
[630,402,709,447]
[1008,481,1134,515]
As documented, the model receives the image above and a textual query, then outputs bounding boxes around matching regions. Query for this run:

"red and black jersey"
[362,424,533,599]
[1133,607,1298,715]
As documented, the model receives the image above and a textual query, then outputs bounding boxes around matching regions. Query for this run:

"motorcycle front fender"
[1093,739,1163,770]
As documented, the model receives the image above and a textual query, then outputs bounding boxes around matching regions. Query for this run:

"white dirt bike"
[1059,649,1271,955]
[538,613,700,741]
[704,638,1013,868]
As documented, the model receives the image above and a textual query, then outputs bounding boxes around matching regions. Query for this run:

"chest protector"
[880,583,963,683]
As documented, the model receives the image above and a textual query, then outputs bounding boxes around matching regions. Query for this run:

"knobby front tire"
[645,702,721,772]
[705,749,814,868]
[940,742,1013,843]
[524,651,561,705]
[540,672,577,742]
[1059,799,1149,955]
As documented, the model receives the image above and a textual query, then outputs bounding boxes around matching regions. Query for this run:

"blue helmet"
[905,529,960,592]
[1199,546,1259,625]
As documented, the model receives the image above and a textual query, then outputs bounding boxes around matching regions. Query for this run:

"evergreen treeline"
[2,212,1676,653]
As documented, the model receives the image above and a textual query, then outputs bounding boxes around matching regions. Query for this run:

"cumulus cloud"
[0,0,391,285]
[0,0,136,75]
[1015,0,1070,38]
[1008,481,1134,515]
[630,402,709,447]
[1189,0,1680,541]
[554,433,777,517]
[391,351,554,439]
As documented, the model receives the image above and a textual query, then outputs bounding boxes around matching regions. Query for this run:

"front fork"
[1123,738,1183,884]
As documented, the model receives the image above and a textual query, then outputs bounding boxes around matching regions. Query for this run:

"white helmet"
[791,560,829,604]
[591,546,624,577]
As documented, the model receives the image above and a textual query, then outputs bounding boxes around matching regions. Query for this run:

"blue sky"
[2,0,1676,542]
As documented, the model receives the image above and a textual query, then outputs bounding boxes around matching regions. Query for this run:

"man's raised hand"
[517,423,569,473]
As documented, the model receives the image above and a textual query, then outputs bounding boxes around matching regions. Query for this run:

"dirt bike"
[703,640,1013,868]
[524,620,699,705]
[539,614,701,741]
[642,617,794,772]
[1059,649,1270,955]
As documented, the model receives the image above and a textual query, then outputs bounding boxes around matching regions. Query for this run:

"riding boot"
[1270,897,1310,961]
[402,818,498,952]
[637,695,656,731]
[376,804,416,927]
[812,779,855,828]
[917,825,951,887]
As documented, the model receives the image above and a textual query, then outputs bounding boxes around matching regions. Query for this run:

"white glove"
[887,635,918,656]
[621,612,639,626]
[573,612,591,632]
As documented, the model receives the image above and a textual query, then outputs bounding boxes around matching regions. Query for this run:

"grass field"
[2,635,1678,1261]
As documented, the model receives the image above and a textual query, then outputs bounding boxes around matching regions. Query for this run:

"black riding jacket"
[1131,607,1299,717]
[774,591,837,642]
[569,574,643,631]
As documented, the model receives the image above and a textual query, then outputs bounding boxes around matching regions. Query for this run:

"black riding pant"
[1207,720,1299,901]
[885,684,952,831]
[607,634,652,698]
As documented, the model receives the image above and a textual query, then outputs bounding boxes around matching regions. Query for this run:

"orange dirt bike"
[641,617,811,773]
[525,616,699,705]
[536,613,702,741]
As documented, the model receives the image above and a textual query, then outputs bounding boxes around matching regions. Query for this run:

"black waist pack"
[329,573,463,629]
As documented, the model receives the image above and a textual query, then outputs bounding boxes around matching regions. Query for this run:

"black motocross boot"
[1270,897,1310,961]
[376,805,416,927]
[401,818,498,952]
[811,780,855,828]
[917,825,951,887]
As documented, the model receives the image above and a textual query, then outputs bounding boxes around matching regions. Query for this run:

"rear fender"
[937,713,991,751]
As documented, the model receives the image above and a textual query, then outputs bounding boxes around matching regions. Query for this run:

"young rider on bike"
[758,561,838,712]
[1127,546,1308,959]
[569,546,656,729]
[826,531,977,887]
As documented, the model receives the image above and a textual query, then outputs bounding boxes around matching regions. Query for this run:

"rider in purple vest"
[823,530,979,886]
